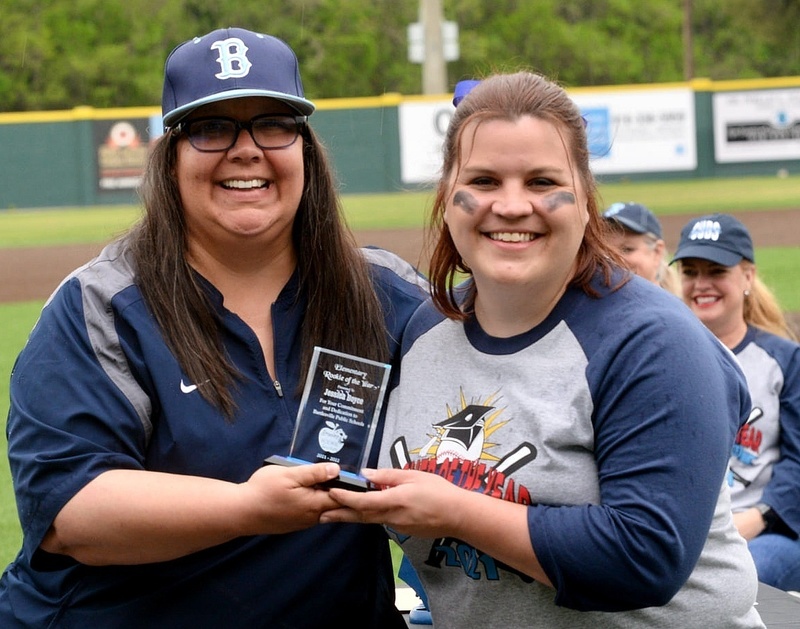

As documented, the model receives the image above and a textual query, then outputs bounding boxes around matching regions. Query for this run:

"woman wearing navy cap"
[0,28,424,627]
[602,201,680,294]
[673,213,800,593]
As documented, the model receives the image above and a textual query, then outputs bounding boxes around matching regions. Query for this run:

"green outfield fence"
[1,76,800,209]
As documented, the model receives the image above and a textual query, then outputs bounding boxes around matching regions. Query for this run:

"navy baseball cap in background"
[602,202,663,239]
[162,27,315,127]
[671,213,755,267]
[453,79,481,106]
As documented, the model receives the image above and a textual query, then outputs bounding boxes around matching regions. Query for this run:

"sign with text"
[571,87,697,174]
[94,118,152,191]
[713,88,800,163]
[265,347,391,491]
[398,86,697,182]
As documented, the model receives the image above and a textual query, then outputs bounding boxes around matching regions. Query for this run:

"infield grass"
[1,175,800,246]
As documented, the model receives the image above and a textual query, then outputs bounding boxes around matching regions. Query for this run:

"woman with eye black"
[321,72,765,627]
[0,28,425,628]
[673,213,800,594]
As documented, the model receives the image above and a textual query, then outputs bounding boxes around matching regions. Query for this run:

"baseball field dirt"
[1,208,798,332]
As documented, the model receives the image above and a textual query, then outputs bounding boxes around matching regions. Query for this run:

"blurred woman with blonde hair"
[602,201,680,295]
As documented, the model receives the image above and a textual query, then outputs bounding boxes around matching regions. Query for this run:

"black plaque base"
[263,455,375,492]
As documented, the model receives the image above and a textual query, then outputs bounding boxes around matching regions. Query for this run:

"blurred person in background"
[672,213,800,593]
[602,201,680,294]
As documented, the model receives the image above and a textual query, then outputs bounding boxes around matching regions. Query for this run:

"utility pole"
[420,0,447,94]
[683,0,694,80]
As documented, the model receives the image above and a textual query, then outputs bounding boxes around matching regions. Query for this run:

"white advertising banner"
[571,87,697,174]
[398,99,453,185]
[713,88,800,163]
[398,87,697,184]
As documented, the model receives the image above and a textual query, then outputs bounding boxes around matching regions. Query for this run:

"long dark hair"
[427,71,624,320]
[132,124,388,418]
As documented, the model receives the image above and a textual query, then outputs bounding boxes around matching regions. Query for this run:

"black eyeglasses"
[175,114,306,152]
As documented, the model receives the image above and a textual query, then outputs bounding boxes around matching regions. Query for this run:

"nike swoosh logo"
[180,379,198,394]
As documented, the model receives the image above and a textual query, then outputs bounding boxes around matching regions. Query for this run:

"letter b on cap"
[211,38,252,79]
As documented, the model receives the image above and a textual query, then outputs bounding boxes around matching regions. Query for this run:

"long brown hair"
[427,71,624,320]
[132,124,388,418]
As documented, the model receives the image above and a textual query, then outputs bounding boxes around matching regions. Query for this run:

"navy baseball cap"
[671,213,754,266]
[602,202,663,239]
[162,27,315,127]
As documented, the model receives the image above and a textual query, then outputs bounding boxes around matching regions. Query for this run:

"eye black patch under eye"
[542,191,575,213]
[453,190,479,214]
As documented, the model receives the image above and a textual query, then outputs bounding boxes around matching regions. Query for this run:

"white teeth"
[221,179,267,189]
[695,296,718,305]
[488,232,535,243]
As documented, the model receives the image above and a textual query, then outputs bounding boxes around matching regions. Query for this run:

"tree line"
[1,0,798,112]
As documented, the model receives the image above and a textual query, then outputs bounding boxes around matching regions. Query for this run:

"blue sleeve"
[6,279,148,565]
[363,249,428,467]
[364,248,428,353]
[528,302,750,611]
[761,339,800,536]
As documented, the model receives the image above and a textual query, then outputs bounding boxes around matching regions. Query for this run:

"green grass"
[754,248,800,312]
[1,174,799,247]
[342,190,434,230]
[0,206,140,248]
[0,176,798,572]
[596,174,800,216]
[0,301,43,564]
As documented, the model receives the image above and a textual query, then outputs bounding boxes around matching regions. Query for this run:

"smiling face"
[443,115,589,302]
[679,257,754,339]
[175,96,305,260]
[606,229,664,284]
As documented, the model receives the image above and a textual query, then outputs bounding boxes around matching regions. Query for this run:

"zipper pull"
[274,380,284,397]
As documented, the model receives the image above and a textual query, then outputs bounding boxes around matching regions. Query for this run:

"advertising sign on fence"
[570,87,697,175]
[713,88,800,163]
[398,87,697,184]
[94,115,161,191]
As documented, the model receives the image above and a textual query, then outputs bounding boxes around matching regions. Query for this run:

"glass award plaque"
[264,347,391,491]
